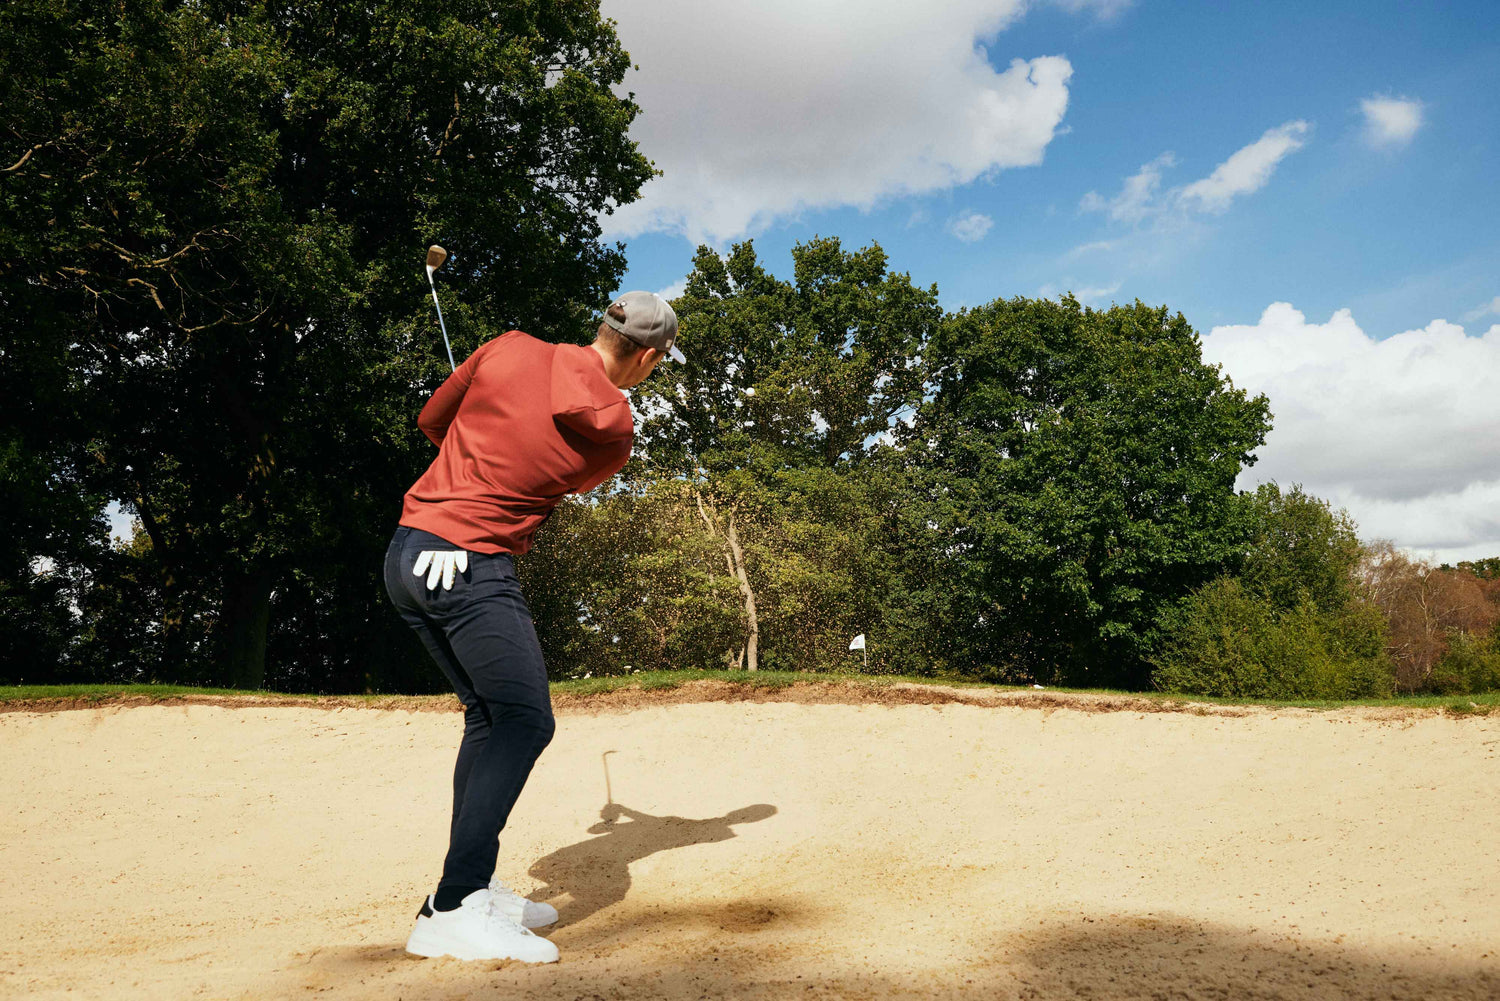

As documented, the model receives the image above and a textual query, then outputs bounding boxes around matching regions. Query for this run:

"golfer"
[383,291,682,963]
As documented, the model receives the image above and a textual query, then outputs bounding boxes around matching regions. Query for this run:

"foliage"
[2,0,651,687]
[0,266,107,681]
[1237,483,1364,614]
[518,485,745,678]
[1361,542,1500,692]
[909,295,1272,687]
[634,238,939,479]
[520,463,936,678]
[539,270,1274,687]
[1443,557,1500,581]
[1151,578,1393,699]
[1428,630,1500,695]
[610,238,943,673]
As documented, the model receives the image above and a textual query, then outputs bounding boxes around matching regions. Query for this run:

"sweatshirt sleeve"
[416,336,501,446]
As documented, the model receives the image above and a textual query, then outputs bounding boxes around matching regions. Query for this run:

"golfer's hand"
[412,549,468,590]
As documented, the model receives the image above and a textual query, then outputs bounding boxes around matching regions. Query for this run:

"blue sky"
[595,0,1500,561]
[611,0,1497,332]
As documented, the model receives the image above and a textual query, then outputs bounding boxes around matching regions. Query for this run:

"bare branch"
[433,91,462,160]
[3,143,45,173]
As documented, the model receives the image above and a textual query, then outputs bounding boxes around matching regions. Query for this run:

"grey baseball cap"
[603,290,685,363]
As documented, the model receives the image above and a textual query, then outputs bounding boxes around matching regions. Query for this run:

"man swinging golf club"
[384,287,683,963]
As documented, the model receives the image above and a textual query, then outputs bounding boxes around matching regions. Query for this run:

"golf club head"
[425,244,448,279]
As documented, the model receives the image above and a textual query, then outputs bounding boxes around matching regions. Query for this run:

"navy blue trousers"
[383,525,556,891]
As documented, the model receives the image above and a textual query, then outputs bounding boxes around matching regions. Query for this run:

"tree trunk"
[219,565,273,689]
[724,513,759,672]
[694,490,760,672]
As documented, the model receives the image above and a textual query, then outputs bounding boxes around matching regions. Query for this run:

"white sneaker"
[405,889,560,963]
[488,879,559,929]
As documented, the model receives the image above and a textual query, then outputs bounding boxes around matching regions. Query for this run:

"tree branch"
[3,143,45,173]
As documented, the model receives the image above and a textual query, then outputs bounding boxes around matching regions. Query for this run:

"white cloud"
[1037,281,1120,304]
[600,1,1095,243]
[1081,121,1309,223]
[1360,95,1424,148]
[1073,282,1121,303]
[655,277,688,302]
[1461,296,1500,323]
[1051,0,1135,18]
[1177,121,1310,213]
[1064,239,1118,258]
[1080,152,1174,222]
[949,210,995,243]
[1200,303,1500,557]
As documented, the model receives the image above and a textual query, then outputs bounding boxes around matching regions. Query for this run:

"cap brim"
[667,344,686,364]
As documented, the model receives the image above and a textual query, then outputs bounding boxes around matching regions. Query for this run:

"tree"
[1448,557,1500,581]
[1237,482,1365,614]
[518,485,747,678]
[1362,542,1500,692]
[911,295,1272,687]
[1,0,652,687]
[626,238,942,671]
[0,303,107,681]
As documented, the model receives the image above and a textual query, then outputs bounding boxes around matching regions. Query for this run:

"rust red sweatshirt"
[399,330,633,554]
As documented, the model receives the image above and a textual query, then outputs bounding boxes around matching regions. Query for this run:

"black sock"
[433,884,486,912]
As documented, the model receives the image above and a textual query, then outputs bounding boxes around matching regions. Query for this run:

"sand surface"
[2,691,1498,1000]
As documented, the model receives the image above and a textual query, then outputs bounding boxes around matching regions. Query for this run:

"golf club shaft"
[428,277,456,372]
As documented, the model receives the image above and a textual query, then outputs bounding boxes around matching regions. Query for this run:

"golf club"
[425,244,455,372]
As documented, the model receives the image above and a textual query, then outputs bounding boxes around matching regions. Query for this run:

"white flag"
[849,633,866,651]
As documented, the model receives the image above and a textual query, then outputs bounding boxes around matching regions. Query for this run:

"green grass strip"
[1,672,1496,713]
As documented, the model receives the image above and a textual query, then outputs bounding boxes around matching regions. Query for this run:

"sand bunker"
[2,692,1497,999]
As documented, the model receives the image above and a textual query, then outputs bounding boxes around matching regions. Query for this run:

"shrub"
[1362,543,1500,691]
[1152,578,1393,699]
[1430,631,1500,695]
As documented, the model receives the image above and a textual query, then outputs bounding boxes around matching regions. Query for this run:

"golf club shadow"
[526,801,778,928]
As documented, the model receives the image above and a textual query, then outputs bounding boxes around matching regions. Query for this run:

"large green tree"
[911,295,1272,686]
[623,238,942,672]
[1,0,652,687]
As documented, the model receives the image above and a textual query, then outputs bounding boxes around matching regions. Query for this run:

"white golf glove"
[412,549,468,590]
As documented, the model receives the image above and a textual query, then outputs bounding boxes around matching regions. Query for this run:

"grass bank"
[2,671,1496,715]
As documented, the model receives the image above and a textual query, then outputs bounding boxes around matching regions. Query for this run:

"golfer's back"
[399,330,633,555]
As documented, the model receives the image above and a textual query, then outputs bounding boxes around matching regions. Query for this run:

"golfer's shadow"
[528,801,777,927]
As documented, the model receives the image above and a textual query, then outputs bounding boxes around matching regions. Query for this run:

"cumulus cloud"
[1360,95,1424,148]
[1200,303,1500,559]
[600,0,1094,243]
[1081,121,1309,223]
[949,210,995,243]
